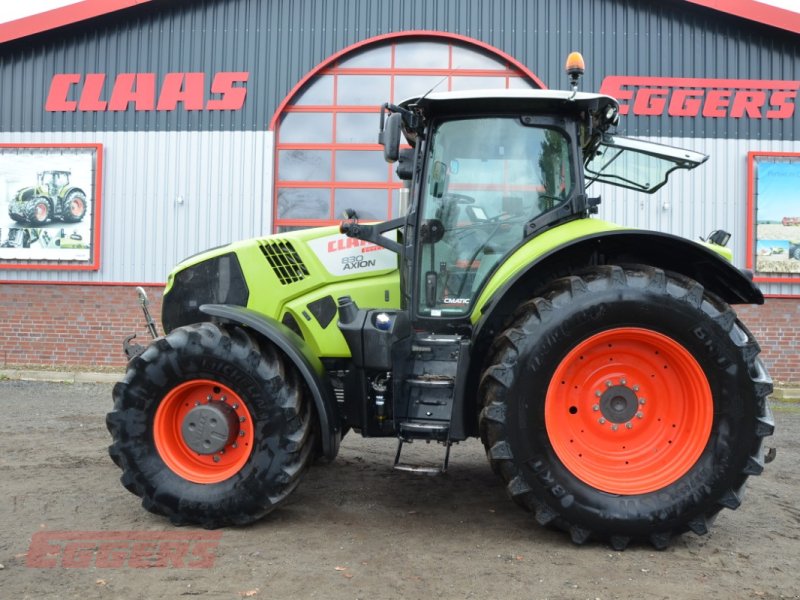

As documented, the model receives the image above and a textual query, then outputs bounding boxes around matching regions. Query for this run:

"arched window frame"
[270,31,546,233]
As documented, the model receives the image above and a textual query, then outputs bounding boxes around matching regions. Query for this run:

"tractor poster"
[0,144,101,269]
[749,153,800,283]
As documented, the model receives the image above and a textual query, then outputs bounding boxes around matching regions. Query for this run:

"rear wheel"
[60,190,87,223]
[107,322,315,528]
[479,265,774,549]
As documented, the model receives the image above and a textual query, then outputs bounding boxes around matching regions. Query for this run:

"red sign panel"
[599,76,798,119]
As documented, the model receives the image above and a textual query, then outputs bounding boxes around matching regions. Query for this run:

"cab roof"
[401,89,619,117]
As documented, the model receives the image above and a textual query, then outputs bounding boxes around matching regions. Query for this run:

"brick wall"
[0,283,797,384]
[0,284,163,369]
[736,299,800,385]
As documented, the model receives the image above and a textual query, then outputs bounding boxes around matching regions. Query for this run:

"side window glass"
[418,118,573,316]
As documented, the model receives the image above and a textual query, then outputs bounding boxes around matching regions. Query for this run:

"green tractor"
[108,54,774,549]
[8,170,88,225]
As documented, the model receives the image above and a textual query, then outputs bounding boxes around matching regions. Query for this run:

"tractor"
[108,53,774,549]
[8,170,88,225]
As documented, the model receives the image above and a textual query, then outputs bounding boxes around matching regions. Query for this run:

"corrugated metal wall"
[0,0,798,292]
[0,130,273,283]
[0,0,798,138]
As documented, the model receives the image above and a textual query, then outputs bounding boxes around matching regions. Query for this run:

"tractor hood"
[162,226,400,357]
[13,187,35,202]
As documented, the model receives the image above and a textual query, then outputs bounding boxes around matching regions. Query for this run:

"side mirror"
[379,112,402,163]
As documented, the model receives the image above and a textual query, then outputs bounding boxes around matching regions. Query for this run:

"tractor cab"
[399,90,615,319]
[343,87,707,325]
[38,170,71,196]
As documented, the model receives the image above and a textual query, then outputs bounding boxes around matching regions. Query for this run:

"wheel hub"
[600,385,639,424]
[181,401,239,454]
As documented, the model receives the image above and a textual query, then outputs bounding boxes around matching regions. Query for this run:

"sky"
[0,1,82,24]
[0,0,799,23]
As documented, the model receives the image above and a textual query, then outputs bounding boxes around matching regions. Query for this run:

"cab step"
[393,435,452,475]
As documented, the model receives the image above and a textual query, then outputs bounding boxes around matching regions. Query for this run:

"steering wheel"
[442,192,476,205]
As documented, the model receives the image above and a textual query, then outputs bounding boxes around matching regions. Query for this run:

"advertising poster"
[748,153,800,284]
[0,144,102,270]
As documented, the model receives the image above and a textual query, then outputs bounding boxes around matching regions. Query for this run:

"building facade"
[0,0,798,381]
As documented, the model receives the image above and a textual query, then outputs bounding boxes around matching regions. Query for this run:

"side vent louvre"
[259,239,309,285]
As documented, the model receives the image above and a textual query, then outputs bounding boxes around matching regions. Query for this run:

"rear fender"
[199,304,341,459]
[475,229,763,341]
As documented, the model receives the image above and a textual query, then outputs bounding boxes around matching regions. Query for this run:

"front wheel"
[479,265,774,549]
[24,198,51,224]
[107,322,315,528]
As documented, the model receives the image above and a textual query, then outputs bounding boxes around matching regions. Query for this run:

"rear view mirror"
[430,160,447,198]
[379,112,402,163]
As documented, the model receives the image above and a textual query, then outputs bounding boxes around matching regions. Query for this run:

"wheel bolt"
[219,450,224,455]
[606,380,613,387]
[212,455,220,463]
[239,430,245,437]
[620,378,627,385]
[593,404,600,411]
[611,424,618,431]
[633,385,640,392]
[626,422,633,429]
[207,395,212,401]
[636,412,644,419]
[239,416,246,423]
[221,396,227,402]
[194,401,200,406]
[639,398,646,405]
[599,418,606,424]
[232,443,238,449]
[232,403,239,409]
[595,391,602,397]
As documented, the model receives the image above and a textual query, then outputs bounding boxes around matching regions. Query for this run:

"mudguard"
[474,228,764,344]
[199,303,341,459]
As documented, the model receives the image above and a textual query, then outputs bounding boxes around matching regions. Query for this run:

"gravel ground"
[0,380,798,600]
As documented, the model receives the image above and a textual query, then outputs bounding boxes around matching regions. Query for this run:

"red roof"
[0,0,798,45]
[684,0,800,35]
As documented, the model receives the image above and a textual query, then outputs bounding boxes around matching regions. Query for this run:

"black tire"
[478,265,774,549]
[60,189,88,223]
[23,197,51,225]
[107,322,315,528]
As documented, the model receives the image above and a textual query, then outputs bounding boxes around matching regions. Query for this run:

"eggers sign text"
[45,71,249,112]
[599,76,798,119]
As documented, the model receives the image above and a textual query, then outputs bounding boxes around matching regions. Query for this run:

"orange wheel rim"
[36,203,48,220]
[545,328,713,495]
[69,198,84,216]
[154,379,255,484]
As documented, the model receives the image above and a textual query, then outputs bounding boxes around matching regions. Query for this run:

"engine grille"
[259,239,309,285]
